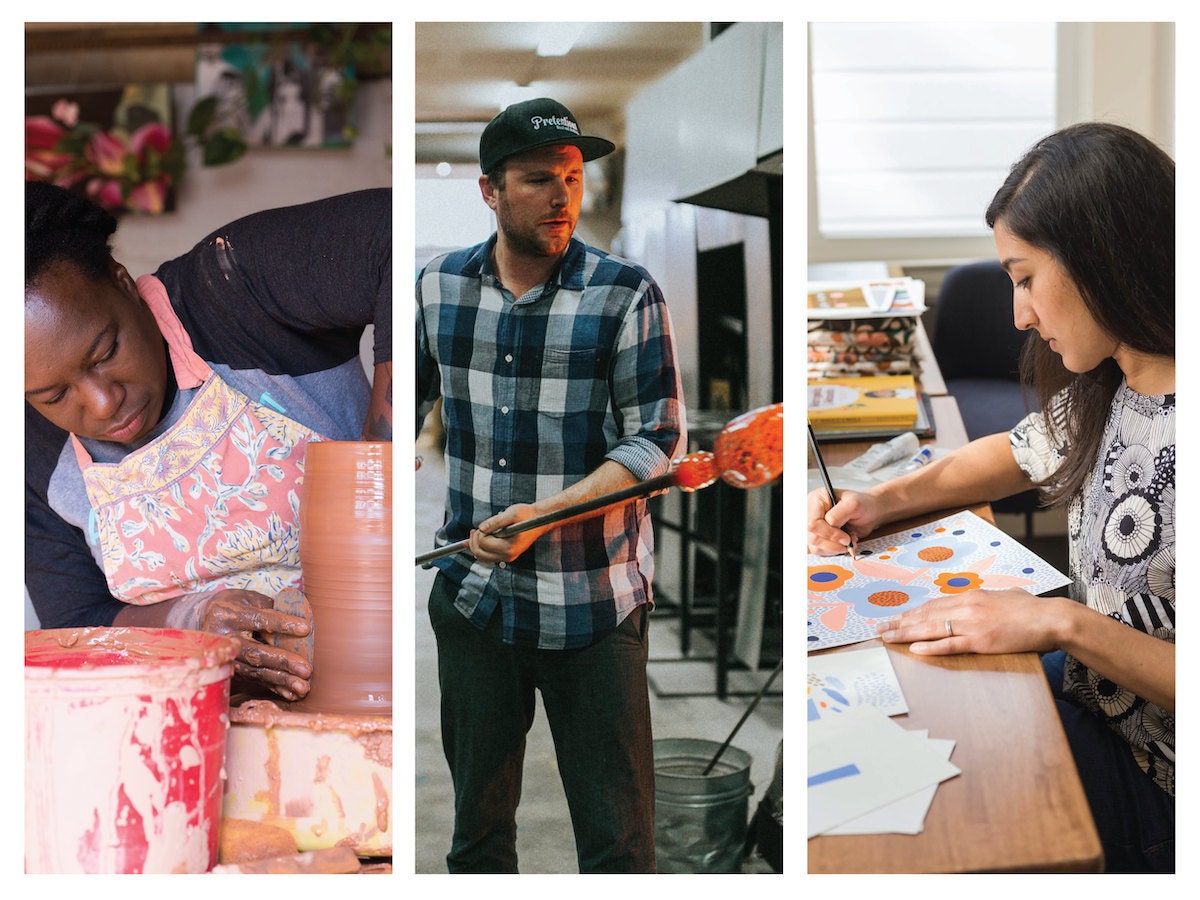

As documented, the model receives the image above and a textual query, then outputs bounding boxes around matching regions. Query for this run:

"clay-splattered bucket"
[25,627,238,873]
[222,699,393,856]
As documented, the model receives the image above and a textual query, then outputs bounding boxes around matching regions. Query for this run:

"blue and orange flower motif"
[837,579,932,619]
[808,564,854,592]
[888,526,980,570]
[933,571,984,593]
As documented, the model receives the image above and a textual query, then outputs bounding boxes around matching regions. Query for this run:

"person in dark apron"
[25,181,392,701]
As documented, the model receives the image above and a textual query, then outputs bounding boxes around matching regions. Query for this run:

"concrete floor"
[413,453,783,874]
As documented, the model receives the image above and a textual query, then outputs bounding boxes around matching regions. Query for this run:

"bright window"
[809,22,1058,240]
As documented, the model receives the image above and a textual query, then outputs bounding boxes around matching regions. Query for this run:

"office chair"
[931,260,1041,539]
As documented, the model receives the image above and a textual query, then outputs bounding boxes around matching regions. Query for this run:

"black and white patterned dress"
[1011,382,1175,796]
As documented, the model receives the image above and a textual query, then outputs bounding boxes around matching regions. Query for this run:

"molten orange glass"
[712,402,783,488]
[673,450,719,492]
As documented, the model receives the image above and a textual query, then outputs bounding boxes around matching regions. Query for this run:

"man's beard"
[495,199,575,258]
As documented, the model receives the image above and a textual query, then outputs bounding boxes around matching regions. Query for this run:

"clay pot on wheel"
[297,441,392,715]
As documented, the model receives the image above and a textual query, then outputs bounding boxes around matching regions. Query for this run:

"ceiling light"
[536,23,586,57]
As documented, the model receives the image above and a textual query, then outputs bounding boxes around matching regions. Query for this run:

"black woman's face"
[25,260,168,443]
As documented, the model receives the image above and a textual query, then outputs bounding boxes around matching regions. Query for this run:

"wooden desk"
[808,391,1103,872]
[808,582,1103,872]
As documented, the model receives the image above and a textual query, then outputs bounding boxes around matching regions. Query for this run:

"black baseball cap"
[479,97,615,175]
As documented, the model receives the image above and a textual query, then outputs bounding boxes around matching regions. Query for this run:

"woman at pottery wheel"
[24,182,392,701]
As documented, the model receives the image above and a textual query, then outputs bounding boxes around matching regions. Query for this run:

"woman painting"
[807,122,1174,872]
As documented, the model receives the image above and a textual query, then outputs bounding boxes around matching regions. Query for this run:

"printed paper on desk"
[807,510,1071,652]
[808,706,961,838]
[807,646,908,721]
[823,733,957,835]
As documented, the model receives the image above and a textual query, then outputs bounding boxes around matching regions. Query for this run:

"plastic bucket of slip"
[653,738,754,873]
[25,627,239,873]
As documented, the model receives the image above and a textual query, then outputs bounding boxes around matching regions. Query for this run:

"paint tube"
[843,431,920,473]
[893,446,934,475]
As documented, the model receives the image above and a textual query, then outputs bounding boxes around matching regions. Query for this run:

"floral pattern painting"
[808,512,1071,652]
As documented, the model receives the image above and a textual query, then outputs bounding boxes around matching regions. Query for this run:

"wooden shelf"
[25,23,391,87]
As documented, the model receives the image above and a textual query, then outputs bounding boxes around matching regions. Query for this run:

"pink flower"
[25,116,73,180]
[128,177,170,215]
[27,103,183,215]
[130,122,173,159]
[26,115,66,151]
[51,99,80,128]
[25,150,69,180]
[85,177,125,211]
[85,130,129,177]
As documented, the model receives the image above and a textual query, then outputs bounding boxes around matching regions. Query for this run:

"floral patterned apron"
[71,274,325,605]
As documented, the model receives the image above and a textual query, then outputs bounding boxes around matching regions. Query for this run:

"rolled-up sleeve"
[605,278,685,480]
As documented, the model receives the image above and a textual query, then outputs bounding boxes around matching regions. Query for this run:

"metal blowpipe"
[414,402,783,567]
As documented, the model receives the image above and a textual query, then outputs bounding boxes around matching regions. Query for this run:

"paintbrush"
[807,421,856,559]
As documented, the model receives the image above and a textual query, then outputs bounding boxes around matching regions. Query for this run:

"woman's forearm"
[867,432,1036,526]
[1054,599,1175,712]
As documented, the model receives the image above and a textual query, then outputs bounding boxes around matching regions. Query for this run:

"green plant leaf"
[141,143,162,178]
[187,96,218,137]
[161,141,187,180]
[203,128,248,167]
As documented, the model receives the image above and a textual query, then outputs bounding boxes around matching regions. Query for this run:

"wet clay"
[227,441,393,860]
[294,441,392,715]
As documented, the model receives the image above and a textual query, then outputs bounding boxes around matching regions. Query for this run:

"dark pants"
[428,573,656,873]
[1042,650,1174,873]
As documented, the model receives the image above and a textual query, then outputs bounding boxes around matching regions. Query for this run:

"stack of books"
[807,373,931,440]
[807,277,926,381]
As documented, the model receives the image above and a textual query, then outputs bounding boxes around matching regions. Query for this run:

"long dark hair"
[985,122,1175,505]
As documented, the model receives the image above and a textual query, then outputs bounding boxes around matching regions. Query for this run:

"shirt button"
[505,353,514,363]
[498,561,507,569]
[501,406,509,414]
[499,459,507,467]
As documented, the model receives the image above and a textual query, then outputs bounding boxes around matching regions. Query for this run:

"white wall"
[623,23,781,221]
[114,79,393,277]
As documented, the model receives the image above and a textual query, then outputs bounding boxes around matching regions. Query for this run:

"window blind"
[810,22,1057,239]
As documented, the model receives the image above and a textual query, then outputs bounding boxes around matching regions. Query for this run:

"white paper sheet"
[808,645,909,721]
[823,733,956,835]
[808,706,960,838]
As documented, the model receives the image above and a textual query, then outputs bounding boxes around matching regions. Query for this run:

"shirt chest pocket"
[527,347,603,418]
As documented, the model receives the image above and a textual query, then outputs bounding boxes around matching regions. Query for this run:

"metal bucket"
[653,737,754,873]
[25,627,238,873]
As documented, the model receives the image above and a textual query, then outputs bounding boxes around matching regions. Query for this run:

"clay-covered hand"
[468,503,546,564]
[197,589,313,701]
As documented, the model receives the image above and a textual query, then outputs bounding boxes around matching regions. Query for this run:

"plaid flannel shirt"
[417,235,685,649]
